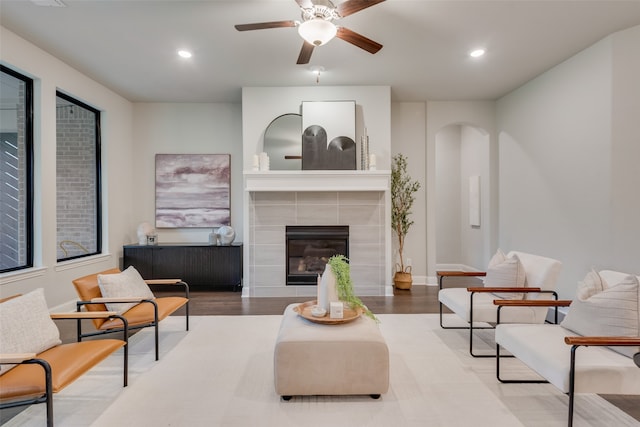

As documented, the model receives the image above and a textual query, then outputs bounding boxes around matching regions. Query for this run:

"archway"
[435,123,491,271]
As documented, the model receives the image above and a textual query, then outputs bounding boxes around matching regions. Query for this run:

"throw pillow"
[576,269,606,300]
[561,273,640,358]
[487,248,506,269]
[0,288,61,375]
[98,266,155,314]
[484,252,526,299]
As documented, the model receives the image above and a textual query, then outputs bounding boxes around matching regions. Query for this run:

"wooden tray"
[293,300,363,325]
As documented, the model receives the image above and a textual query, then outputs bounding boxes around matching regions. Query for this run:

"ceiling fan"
[234,0,386,65]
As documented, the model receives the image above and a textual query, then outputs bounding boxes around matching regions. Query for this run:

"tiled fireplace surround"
[243,171,392,297]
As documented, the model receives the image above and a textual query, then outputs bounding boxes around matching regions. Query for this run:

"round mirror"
[263,113,302,170]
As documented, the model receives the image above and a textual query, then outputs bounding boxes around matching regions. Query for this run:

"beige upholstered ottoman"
[274,303,389,399]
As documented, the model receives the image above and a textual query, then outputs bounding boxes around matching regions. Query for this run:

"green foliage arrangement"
[391,153,421,274]
[327,255,377,321]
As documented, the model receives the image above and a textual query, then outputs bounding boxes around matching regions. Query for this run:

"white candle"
[317,273,328,311]
[369,153,377,170]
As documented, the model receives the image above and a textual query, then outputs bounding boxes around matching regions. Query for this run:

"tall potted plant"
[391,153,420,289]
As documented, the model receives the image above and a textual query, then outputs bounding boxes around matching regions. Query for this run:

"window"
[56,92,101,261]
[0,65,33,273]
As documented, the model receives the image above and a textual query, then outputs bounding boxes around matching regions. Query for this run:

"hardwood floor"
[53,277,639,423]
[162,280,449,316]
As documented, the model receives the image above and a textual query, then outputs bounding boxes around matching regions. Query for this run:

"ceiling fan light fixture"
[298,18,337,46]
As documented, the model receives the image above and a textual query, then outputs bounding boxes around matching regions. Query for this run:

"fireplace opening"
[285,225,349,285]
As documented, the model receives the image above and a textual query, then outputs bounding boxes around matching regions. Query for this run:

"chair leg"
[568,345,578,427]
[185,300,190,331]
[118,315,129,387]
[495,343,548,384]
[154,321,159,361]
[468,292,498,358]
[23,359,53,427]
[469,320,496,358]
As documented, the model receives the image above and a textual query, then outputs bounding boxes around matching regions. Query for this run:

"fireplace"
[285,225,349,285]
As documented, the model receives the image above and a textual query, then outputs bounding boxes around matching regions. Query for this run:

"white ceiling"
[2,0,640,103]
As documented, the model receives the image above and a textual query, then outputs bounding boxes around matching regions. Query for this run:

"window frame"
[55,90,102,262]
[0,64,34,274]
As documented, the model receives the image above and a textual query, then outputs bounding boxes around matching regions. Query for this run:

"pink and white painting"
[155,154,230,228]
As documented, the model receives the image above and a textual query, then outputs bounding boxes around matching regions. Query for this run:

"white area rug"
[3,314,639,427]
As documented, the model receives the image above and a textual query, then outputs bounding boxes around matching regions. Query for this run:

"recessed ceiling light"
[469,49,485,58]
[177,50,192,59]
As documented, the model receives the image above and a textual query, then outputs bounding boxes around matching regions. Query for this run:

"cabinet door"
[183,247,216,286]
[210,246,242,287]
[123,247,153,278]
[151,246,186,279]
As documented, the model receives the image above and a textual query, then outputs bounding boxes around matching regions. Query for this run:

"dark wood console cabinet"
[123,243,242,291]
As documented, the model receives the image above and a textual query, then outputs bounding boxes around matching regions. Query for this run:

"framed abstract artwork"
[155,154,230,228]
[301,100,356,170]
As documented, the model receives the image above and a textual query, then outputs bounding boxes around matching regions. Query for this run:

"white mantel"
[242,170,393,298]
[244,170,391,192]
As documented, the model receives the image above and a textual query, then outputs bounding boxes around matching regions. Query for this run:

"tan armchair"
[72,267,189,360]
[0,291,128,427]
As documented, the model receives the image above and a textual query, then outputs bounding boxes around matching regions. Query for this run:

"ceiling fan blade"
[337,0,386,17]
[336,27,382,54]
[297,41,315,64]
[234,21,296,31]
[294,0,315,9]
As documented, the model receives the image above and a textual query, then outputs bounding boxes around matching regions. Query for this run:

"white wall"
[0,27,134,307]
[131,103,243,244]
[496,25,640,298]
[435,126,462,265]
[460,126,490,269]
[391,102,427,280]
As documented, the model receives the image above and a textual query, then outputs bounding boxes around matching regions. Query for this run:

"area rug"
[3,314,638,427]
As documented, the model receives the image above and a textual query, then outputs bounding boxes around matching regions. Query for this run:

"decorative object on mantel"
[301,101,356,170]
[136,222,156,245]
[262,113,302,171]
[259,152,270,171]
[155,154,230,228]
[391,154,421,290]
[360,127,369,170]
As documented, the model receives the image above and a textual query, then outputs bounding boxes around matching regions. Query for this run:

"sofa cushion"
[561,273,640,358]
[484,249,526,299]
[98,266,155,314]
[0,288,61,375]
[576,269,606,300]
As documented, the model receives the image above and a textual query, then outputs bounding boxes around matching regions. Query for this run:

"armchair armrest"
[564,336,640,347]
[468,287,542,293]
[0,353,37,364]
[90,297,150,304]
[437,271,487,290]
[493,299,572,324]
[50,311,119,320]
[144,279,183,285]
[494,300,572,307]
[437,271,487,277]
